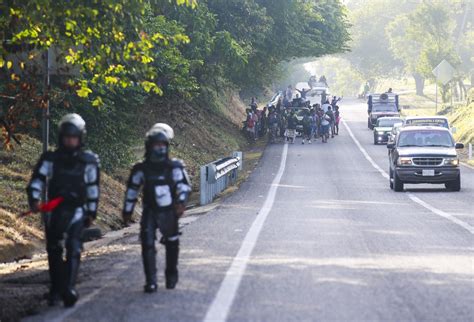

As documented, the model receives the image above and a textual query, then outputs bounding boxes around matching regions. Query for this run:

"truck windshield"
[398,131,454,147]
[372,104,397,112]
[377,119,401,127]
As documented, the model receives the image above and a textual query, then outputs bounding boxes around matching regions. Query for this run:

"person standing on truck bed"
[296,88,310,100]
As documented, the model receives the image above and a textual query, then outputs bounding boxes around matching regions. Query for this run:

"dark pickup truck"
[367,93,400,129]
[388,126,464,192]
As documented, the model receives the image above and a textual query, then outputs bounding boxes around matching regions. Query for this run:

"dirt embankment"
[448,91,474,166]
[0,90,248,263]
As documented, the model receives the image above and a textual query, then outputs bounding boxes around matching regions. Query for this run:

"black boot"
[165,240,179,289]
[142,245,157,293]
[46,246,65,306]
[63,256,80,307]
[144,283,157,293]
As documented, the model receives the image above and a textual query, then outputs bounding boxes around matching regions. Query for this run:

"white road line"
[342,119,474,235]
[406,193,474,234]
[204,144,289,322]
[342,119,389,179]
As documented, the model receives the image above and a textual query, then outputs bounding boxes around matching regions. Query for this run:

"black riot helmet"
[145,123,174,162]
[58,113,86,151]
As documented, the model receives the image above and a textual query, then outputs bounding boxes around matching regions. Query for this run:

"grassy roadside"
[0,136,128,263]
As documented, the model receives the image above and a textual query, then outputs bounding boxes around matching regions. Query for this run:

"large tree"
[160,0,350,94]
[386,15,425,95]
[0,0,195,148]
[404,2,460,102]
[345,0,409,85]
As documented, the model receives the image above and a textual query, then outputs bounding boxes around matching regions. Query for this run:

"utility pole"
[435,69,438,113]
[41,48,52,206]
[42,48,51,153]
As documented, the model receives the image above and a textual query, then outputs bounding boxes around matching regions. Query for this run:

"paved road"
[26,99,473,321]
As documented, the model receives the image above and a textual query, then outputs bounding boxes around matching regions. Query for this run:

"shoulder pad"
[42,151,57,162]
[170,158,185,168]
[132,161,146,171]
[80,150,100,164]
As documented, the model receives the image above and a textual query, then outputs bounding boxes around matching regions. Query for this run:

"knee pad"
[165,236,180,248]
[160,234,179,245]
[141,226,156,245]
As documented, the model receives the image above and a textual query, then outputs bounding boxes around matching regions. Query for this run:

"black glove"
[122,212,132,226]
[83,215,94,228]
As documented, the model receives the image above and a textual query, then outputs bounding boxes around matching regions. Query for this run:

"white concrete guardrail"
[200,152,243,205]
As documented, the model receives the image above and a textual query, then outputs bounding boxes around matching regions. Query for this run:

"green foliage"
[347,0,407,79]
[1,0,351,170]
[386,2,464,101]
[448,88,474,145]
[1,0,195,100]
[386,15,422,75]
[161,0,350,93]
[246,0,351,89]
[143,12,199,96]
[50,85,146,171]
[346,0,473,101]
[0,0,196,150]
[405,2,460,80]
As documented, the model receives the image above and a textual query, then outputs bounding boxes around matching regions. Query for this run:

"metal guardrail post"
[469,143,472,160]
[200,165,208,206]
[233,151,243,170]
[199,151,243,205]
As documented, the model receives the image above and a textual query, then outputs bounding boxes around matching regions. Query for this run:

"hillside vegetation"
[0,136,127,262]
[449,89,474,146]
[448,90,474,167]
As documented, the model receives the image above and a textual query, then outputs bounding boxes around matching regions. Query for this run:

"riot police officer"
[122,123,191,293]
[26,113,100,307]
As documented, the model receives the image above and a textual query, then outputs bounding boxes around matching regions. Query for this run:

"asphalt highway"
[26,99,473,322]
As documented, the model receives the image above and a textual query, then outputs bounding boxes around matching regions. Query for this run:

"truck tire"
[445,175,461,192]
[393,172,404,192]
[368,119,372,129]
[389,168,394,190]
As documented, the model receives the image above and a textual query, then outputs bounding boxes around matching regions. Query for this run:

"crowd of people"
[243,92,342,144]
[244,97,269,141]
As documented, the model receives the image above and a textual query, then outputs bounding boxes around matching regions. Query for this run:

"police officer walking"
[122,123,191,293]
[26,114,100,307]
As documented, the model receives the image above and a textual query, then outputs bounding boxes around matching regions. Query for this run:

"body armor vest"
[48,153,87,208]
[142,162,176,211]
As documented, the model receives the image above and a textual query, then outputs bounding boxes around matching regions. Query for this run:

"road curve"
[25,99,474,322]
